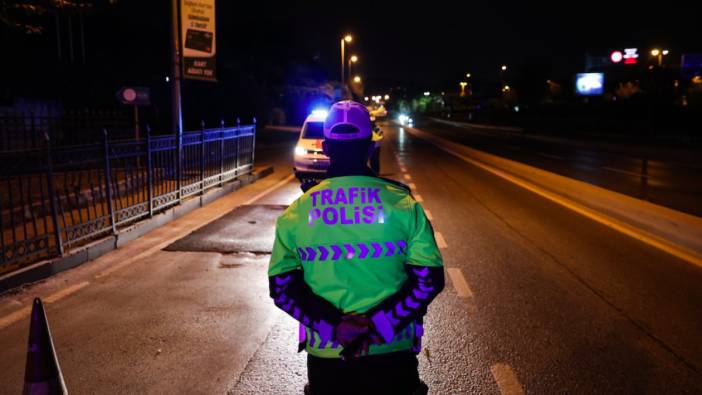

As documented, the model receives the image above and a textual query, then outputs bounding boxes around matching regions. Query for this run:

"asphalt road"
[0,124,700,394]
[417,119,702,217]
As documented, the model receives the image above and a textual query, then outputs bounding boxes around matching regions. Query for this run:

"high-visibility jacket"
[269,175,443,358]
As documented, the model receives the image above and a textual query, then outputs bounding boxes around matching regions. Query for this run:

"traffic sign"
[116,87,150,106]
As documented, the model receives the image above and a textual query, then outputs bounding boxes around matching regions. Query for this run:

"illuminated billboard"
[576,73,604,96]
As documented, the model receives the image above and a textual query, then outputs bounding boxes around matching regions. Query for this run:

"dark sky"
[237,1,702,90]
[4,1,702,100]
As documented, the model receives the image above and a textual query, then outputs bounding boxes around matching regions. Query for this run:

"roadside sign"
[181,0,217,81]
[116,87,151,106]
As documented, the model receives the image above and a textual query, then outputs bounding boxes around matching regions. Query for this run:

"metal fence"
[0,120,256,274]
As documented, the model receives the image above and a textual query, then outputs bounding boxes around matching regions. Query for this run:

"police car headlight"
[294,146,307,156]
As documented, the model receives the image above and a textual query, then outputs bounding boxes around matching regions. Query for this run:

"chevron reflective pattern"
[297,240,408,262]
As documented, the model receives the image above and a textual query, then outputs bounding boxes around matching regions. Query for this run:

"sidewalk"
[0,161,296,393]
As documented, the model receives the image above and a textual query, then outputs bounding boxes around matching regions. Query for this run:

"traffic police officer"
[268,101,444,395]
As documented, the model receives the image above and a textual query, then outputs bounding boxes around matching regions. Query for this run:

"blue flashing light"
[310,109,328,119]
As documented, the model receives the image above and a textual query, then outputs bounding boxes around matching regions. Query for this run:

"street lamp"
[348,55,358,83]
[459,81,468,96]
[466,73,471,78]
[353,75,361,83]
[501,65,507,71]
[340,34,353,84]
[650,48,668,66]
[384,94,390,100]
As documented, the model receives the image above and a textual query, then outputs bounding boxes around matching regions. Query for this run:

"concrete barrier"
[405,125,702,268]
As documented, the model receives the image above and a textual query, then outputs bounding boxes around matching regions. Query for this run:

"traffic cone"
[22,298,67,395]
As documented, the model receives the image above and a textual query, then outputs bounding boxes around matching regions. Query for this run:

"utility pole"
[170,0,183,136]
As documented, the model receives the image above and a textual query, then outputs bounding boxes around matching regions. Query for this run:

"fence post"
[44,133,64,256]
[146,125,154,217]
[236,117,241,175]
[219,119,225,186]
[177,122,182,203]
[252,117,257,169]
[200,120,206,196]
[102,129,117,234]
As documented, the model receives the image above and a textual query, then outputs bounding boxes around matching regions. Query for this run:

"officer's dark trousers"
[306,351,426,395]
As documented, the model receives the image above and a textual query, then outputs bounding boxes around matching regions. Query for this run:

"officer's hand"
[335,314,371,348]
[356,332,383,358]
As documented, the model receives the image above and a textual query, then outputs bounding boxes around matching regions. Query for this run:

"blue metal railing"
[0,119,256,271]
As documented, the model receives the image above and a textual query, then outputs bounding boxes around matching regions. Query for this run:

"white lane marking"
[409,183,417,190]
[405,127,702,268]
[435,231,448,248]
[446,268,473,298]
[414,194,424,202]
[491,363,525,395]
[400,166,407,173]
[602,166,648,179]
[424,209,434,220]
[537,152,565,160]
[44,281,90,304]
[96,174,295,279]
[0,281,90,331]
[243,174,296,205]
[0,307,31,330]
[403,174,412,181]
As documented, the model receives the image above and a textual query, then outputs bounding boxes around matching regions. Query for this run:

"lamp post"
[348,55,358,83]
[650,48,669,66]
[460,81,468,96]
[340,35,352,84]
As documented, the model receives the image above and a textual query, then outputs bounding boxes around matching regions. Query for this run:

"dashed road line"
[0,307,31,330]
[446,268,473,298]
[44,281,90,304]
[243,174,296,205]
[0,281,90,330]
[414,194,424,202]
[424,209,434,220]
[409,183,417,190]
[435,231,448,248]
[491,363,525,395]
[403,174,412,181]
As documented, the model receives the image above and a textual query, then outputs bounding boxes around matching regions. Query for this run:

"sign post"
[181,0,217,81]
[116,87,151,140]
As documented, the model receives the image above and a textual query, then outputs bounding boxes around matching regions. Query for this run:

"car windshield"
[302,121,324,139]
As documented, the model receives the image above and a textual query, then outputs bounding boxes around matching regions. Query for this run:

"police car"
[294,109,329,180]
[293,108,382,181]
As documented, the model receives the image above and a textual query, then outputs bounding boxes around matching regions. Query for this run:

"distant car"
[293,110,329,180]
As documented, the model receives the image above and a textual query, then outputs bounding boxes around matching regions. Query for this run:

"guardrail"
[0,119,256,273]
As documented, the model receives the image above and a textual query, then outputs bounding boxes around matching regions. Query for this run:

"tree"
[0,0,95,35]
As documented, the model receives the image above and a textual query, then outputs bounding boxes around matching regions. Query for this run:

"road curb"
[0,165,274,294]
[428,117,700,159]
[404,124,702,268]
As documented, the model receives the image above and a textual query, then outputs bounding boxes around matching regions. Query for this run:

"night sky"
[2,0,701,123]
[238,1,702,89]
